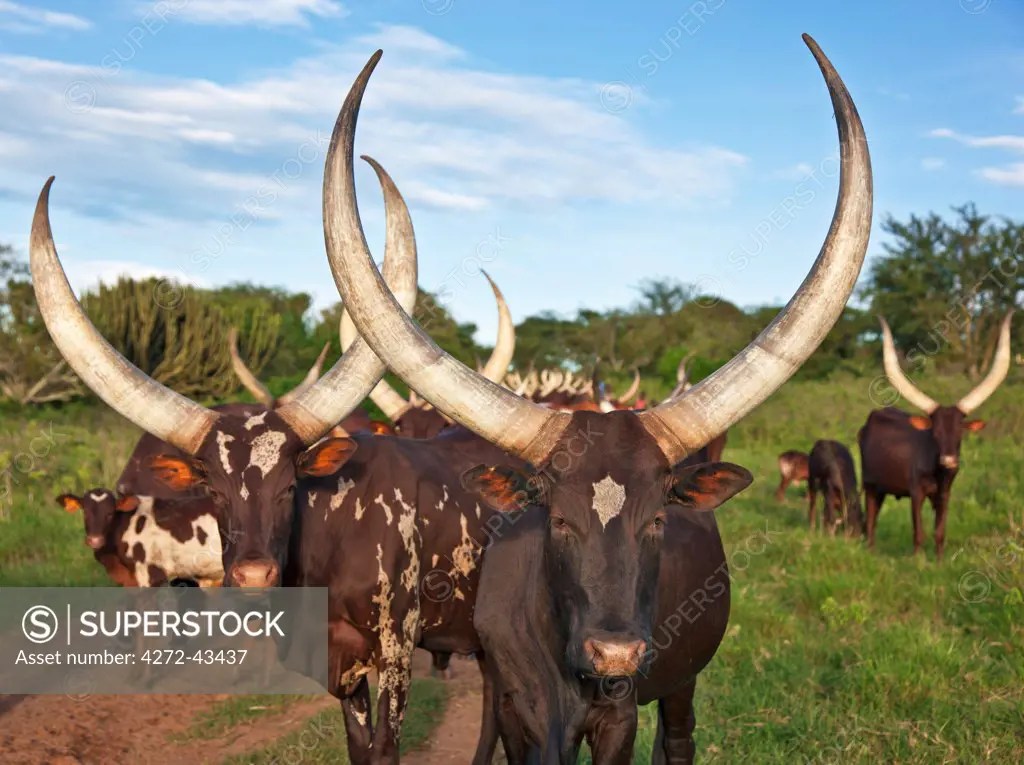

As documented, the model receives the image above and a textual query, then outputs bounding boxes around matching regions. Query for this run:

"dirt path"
[404,653,506,764]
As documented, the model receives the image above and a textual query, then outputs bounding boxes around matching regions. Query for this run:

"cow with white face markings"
[321,35,872,763]
[55,489,222,588]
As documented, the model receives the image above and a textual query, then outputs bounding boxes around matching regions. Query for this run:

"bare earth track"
[0,650,494,764]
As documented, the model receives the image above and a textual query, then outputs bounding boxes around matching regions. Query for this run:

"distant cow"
[775,450,810,501]
[807,440,862,536]
[859,313,1013,559]
[56,489,223,587]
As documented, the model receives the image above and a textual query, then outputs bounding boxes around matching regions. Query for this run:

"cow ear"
[908,415,932,430]
[296,438,358,478]
[148,455,206,490]
[461,465,542,513]
[116,495,140,513]
[669,462,753,512]
[56,493,82,513]
[370,421,395,436]
[964,419,986,432]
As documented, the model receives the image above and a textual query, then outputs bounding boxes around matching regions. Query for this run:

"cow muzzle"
[939,455,959,469]
[583,637,647,677]
[229,560,280,588]
[85,535,104,550]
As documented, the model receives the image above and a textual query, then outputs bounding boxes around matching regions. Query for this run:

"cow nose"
[230,560,279,588]
[940,455,959,469]
[583,638,647,676]
[85,535,104,550]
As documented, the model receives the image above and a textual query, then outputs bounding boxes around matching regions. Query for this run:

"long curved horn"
[340,309,413,421]
[479,271,515,384]
[636,34,873,463]
[275,155,419,443]
[958,311,1014,414]
[877,316,938,413]
[321,51,569,464]
[277,340,331,405]
[228,327,276,408]
[30,178,220,454]
[615,369,641,404]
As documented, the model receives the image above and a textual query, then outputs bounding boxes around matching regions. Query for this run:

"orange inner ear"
[370,421,394,436]
[299,438,358,478]
[116,495,140,513]
[149,455,203,489]
[58,495,82,513]
[908,415,932,430]
[964,419,986,432]
[475,468,528,513]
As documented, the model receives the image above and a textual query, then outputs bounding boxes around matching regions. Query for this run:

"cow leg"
[494,691,531,765]
[931,493,949,562]
[587,700,637,765]
[864,488,883,548]
[371,662,412,763]
[651,678,698,765]
[807,483,818,532]
[775,476,789,502]
[471,654,500,765]
[910,492,925,555]
[430,650,453,680]
[340,677,374,765]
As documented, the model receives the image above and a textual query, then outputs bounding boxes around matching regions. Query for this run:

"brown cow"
[775,450,810,501]
[858,313,1013,559]
[320,33,871,761]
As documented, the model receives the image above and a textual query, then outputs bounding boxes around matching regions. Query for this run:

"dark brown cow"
[285,426,518,762]
[807,439,862,536]
[775,450,810,501]
[321,33,871,762]
[56,489,223,587]
[858,313,1013,559]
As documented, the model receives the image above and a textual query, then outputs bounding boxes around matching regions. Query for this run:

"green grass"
[172,695,308,742]
[219,678,448,764]
[3,374,1023,762]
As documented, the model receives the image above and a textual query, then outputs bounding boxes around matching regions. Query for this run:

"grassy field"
[1,374,1022,762]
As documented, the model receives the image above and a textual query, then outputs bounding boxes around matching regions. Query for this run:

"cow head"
[319,35,872,680]
[56,488,138,550]
[393,406,451,438]
[907,407,986,471]
[879,314,1012,472]
[28,157,417,590]
[463,411,750,676]
[145,414,358,586]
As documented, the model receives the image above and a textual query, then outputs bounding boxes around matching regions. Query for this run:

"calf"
[807,440,862,536]
[57,489,223,587]
[775,450,809,501]
[859,313,1013,559]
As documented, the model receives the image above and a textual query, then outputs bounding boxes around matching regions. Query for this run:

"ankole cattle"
[321,33,872,762]
[56,489,223,587]
[775,450,810,501]
[807,440,862,536]
[858,313,1013,559]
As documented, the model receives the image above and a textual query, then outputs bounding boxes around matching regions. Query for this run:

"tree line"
[1,203,1021,409]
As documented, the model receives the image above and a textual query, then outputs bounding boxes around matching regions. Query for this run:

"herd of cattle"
[30,35,1015,764]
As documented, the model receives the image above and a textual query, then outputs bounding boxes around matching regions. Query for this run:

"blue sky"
[0,0,1022,344]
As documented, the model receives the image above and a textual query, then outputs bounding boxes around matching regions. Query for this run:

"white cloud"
[929,127,1024,153]
[172,0,347,28]
[0,1,90,33]
[920,157,945,171]
[63,260,210,297]
[776,162,814,180]
[977,163,1024,187]
[0,24,748,229]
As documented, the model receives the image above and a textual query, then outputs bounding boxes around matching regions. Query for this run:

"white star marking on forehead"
[591,474,626,529]
[247,430,288,478]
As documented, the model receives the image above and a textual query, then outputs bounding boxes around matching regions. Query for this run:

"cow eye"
[550,515,568,530]
[650,513,666,532]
